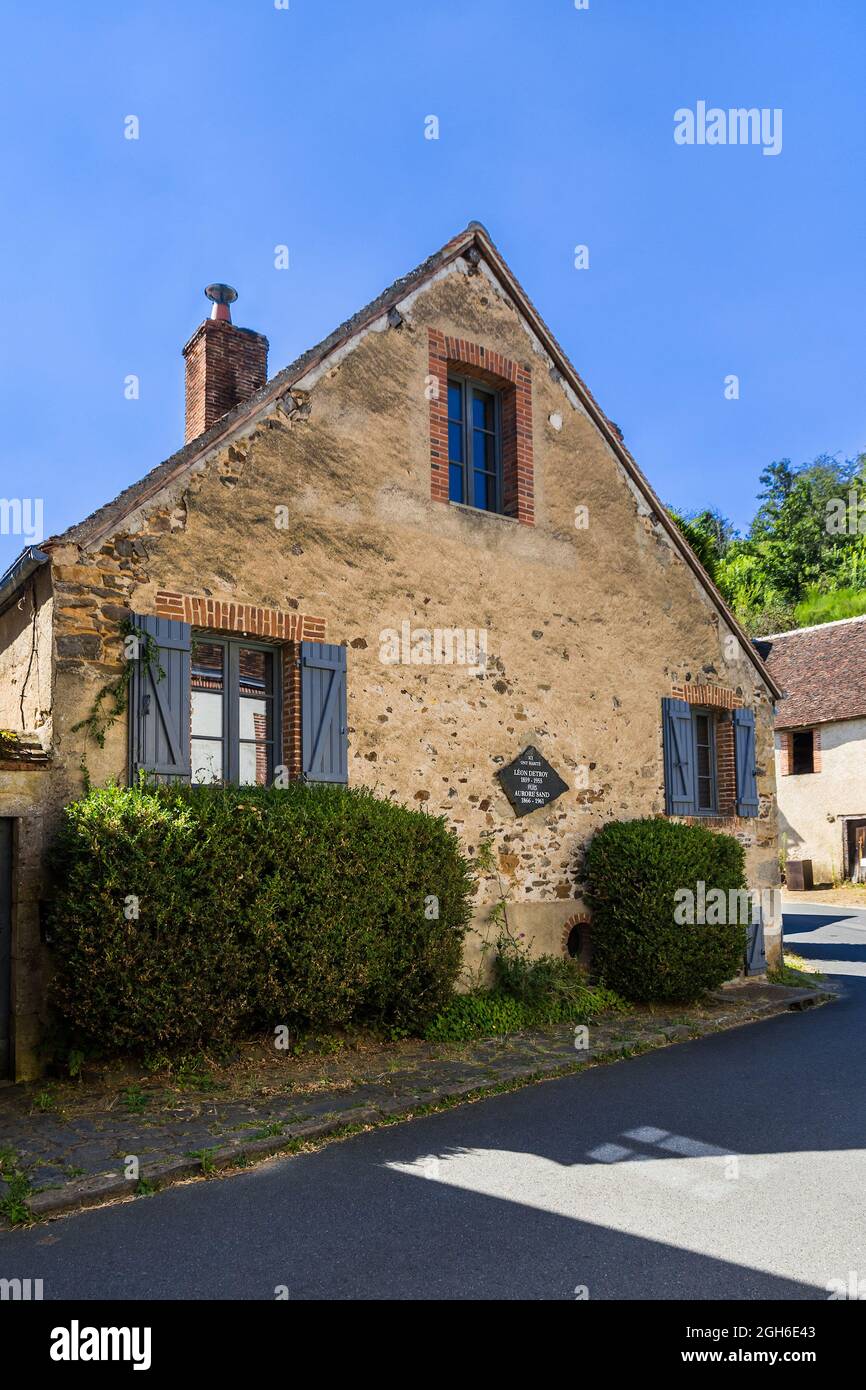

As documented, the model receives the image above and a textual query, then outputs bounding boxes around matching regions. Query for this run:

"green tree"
[672,451,866,634]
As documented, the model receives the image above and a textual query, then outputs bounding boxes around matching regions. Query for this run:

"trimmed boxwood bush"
[584,817,747,1002]
[49,782,474,1054]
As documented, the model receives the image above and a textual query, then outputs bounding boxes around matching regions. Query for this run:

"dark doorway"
[846,818,866,883]
[0,819,11,1078]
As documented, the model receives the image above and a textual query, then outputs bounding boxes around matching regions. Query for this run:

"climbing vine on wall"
[72,618,164,787]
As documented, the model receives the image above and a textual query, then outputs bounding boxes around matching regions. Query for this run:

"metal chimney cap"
[205,283,238,322]
[205,283,238,306]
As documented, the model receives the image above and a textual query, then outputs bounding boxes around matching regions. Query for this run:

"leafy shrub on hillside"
[49,783,474,1054]
[584,817,747,1002]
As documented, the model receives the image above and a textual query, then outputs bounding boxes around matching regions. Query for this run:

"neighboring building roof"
[755,615,866,728]
[5,221,781,699]
[0,546,49,619]
[0,732,51,769]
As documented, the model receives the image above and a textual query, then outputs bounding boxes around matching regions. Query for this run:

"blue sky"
[1,0,863,572]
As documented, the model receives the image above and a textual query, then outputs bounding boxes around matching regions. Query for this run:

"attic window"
[428,330,535,524]
[447,376,501,512]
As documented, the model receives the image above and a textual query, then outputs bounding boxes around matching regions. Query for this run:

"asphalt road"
[3,904,866,1300]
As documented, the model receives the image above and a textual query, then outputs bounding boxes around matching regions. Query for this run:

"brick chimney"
[183,284,269,443]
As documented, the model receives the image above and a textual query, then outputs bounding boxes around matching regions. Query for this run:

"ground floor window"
[663,697,758,819]
[692,709,718,813]
[191,636,278,785]
[791,728,816,774]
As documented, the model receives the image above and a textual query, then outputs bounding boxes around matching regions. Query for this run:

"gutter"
[0,546,50,619]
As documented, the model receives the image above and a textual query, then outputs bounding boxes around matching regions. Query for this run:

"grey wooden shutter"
[734,707,759,817]
[745,919,767,974]
[128,614,191,783]
[662,697,696,815]
[301,642,348,783]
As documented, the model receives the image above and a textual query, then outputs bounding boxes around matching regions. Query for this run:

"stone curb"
[18,983,832,1222]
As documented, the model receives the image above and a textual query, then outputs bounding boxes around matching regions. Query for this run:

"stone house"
[0,222,782,1079]
[757,616,866,884]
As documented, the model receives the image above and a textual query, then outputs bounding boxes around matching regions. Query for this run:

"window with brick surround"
[190,636,279,785]
[663,693,757,818]
[135,596,344,787]
[428,329,534,524]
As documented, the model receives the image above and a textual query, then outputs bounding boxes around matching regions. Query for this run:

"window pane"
[240,696,269,742]
[239,648,271,697]
[696,740,711,782]
[472,391,494,430]
[473,470,496,511]
[192,641,223,690]
[447,381,463,420]
[693,713,714,811]
[191,739,223,784]
[239,741,270,787]
[473,428,495,471]
[448,420,464,463]
[192,690,222,738]
[449,462,464,503]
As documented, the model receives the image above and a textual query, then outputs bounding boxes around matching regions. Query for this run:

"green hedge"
[584,817,747,1002]
[49,783,474,1054]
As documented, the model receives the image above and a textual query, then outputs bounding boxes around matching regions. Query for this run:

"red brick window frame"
[154,591,326,781]
[428,329,534,524]
[670,683,743,820]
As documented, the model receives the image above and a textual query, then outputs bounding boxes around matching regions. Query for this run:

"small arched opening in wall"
[561,913,592,972]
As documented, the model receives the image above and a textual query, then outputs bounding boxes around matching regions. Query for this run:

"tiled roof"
[755,616,866,728]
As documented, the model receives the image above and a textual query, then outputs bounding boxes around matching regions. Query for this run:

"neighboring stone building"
[756,616,866,885]
[0,222,782,1078]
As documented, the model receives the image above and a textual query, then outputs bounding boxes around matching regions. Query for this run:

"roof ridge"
[758,613,866,640]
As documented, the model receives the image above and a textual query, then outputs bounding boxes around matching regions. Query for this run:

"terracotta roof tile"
[755,616,866,728]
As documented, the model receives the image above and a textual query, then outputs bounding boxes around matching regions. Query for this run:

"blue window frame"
[447,375,502,512]
[662,698,720,817]
[190,636,279,785]
[692,710,718,813]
